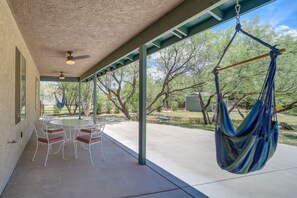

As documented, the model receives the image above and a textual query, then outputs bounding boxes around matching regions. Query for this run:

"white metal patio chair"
[32,121,66,166]
[75,122,105,165]
[40,116,64,133]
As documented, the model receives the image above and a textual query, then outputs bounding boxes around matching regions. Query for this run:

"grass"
[43,106,71,115]
[43,106,297,146]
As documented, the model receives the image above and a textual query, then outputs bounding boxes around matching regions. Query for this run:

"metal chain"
[235,0,241,24]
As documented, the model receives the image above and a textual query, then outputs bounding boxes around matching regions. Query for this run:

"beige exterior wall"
[0,0,40,194]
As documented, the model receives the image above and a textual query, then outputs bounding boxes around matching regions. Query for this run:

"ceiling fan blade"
[73,55,91,60]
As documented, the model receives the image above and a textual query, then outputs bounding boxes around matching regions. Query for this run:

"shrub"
[156,106,162,112]
[171,101,178,111]
[97,101,103,114]
[114,107,120,114]
[106,102,113,114]
[53,105,61,115]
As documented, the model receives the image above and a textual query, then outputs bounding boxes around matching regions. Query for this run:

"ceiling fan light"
[66,56,75,65]
[59,72,65,80]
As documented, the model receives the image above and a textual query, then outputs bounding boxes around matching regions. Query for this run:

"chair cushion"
[80,128,93,133]
[76,135,101,144]
[47,128,64,133]
[38,136,64,144]
[80,128,103,133]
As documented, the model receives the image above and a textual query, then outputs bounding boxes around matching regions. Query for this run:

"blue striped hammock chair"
[54,92,66,109]
[213,23,281,174]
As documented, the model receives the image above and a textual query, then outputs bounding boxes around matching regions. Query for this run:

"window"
[35,77,39,110]
[15,47,26,124]
[21,53,26,119]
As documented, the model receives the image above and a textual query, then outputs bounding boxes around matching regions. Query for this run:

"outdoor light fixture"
[65,55,75,65]
[106,70,113,75]
[59,72,65,80]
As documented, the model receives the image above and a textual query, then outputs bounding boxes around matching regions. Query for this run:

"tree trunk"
[83,93,92,117]
[200,103,208,125]
[198,92,209,125]
[121,108,131,120]
[66,104,72,115]
[201,110,208,125]
[237,106,245,119]
[73,104,78,114]
[206,111,212,124]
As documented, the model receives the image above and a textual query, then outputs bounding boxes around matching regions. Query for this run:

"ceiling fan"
[65,51,90,65]
[59,72,65,80]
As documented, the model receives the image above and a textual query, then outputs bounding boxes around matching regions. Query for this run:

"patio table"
[50,119,93,156]
[50,118,93,139]
[50,118,93,128]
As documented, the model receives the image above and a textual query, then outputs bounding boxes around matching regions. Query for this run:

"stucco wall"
[0,0,40,195]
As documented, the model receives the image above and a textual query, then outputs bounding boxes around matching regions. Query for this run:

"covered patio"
[0,0,284,197]
[2,134,202,198]
[105,121,297,198]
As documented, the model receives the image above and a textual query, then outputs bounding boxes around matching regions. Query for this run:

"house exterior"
[0,0,275,195]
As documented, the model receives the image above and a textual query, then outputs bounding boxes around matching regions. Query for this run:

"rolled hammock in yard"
[54,92,66,109]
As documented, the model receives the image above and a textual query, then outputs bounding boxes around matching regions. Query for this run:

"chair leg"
[62,142,65,160]
[74,141,78,159]
[89,144,94,165]
[81,142,88,150]
[32,141,39,161]
[44,144,50,167]
[53,143,62,155]
[100,141,105,161]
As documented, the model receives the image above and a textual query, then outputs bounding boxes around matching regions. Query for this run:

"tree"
[146,36,208,114]
[217,18,297,116]
[81,81,93,116]
[96,16,297,121]
[57,82,79,115]
[97,63,138,120]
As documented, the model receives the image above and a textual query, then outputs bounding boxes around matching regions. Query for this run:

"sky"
[213,0,297,34]
[148,0,297,69]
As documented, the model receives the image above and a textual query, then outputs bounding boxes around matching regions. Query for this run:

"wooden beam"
[176,26,188,36]
[215,48,286,73]
[40,76,79,82]
[209,8,223,21]
[152,40,161,48]
[138,45,147,165]
[118,60,125,65]
[78,81,81,119]
[126,55,134,61]
[80,0,226,80]
[81,0,275,80]
[172,30,183,38]
[93,73,97,119]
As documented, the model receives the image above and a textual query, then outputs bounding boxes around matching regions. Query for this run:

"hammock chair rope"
[213,1,282,174]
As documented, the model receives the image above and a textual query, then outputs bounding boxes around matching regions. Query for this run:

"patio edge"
[104,134,208,198]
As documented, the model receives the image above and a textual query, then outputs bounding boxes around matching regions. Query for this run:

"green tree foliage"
[90,17,297,122]
[171,101,178,111]
[53,105,61,115]
[97,63,138,119]
[216,18,297,116]
[97,100,103,114]
[57,82,79,115]
[81,81,93,116]
[105,102,113,114]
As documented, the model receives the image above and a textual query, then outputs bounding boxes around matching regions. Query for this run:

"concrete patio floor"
[105,121,297,198]
[1,134,203,198]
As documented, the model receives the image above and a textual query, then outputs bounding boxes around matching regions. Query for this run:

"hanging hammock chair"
[213,3,284,174]
[54,92,66,109]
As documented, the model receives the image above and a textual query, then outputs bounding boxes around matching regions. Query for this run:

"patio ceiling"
[7,0,183,77]
[7,0,275,81]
